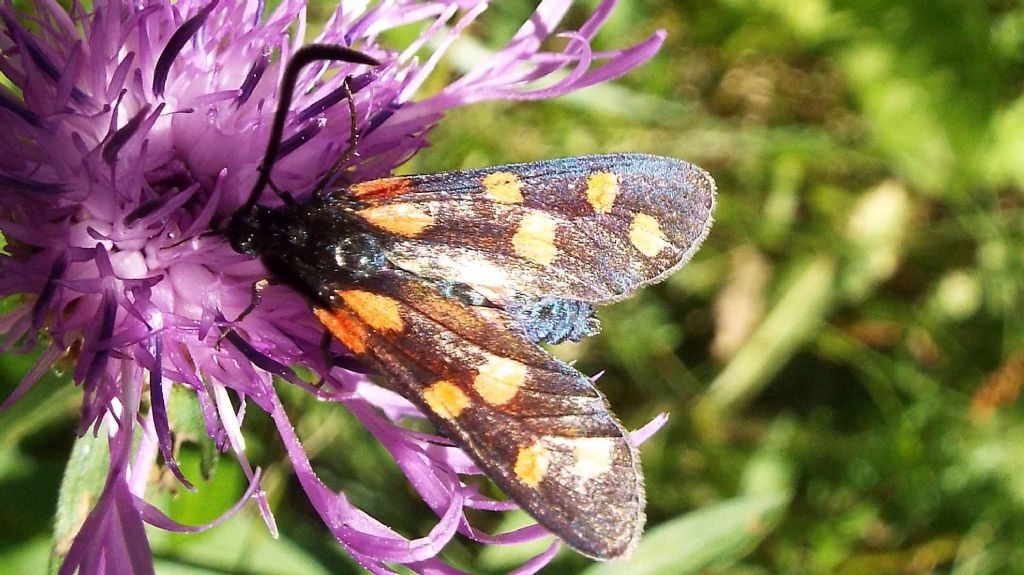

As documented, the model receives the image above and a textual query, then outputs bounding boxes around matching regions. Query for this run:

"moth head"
[227,206,270,256]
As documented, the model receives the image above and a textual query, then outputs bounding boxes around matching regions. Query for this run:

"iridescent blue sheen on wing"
[505,297,599,344]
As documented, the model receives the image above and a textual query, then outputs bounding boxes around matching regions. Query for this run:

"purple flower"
[0,1,666,573]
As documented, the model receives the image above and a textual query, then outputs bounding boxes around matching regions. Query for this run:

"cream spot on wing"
[455,257,512,288]
[482,171,524,204]
[386,249,512,290]
[514,441,551,487]
[571,437,615,479]
[629,213,670,257]
[338,290,404,332]
[586,171,619,213]
[423,380,471,420]
[357,203,434,237]
[512,211,558,265]
[473,355,527,406]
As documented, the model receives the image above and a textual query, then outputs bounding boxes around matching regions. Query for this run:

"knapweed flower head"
[0,0,666,573]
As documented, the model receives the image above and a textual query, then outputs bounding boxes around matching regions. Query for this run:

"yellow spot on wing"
[586,171,619,213]
[629,213,669,257]
[482,172,524,204]
[423,380,471,420]
[571,437,615,479]
[514,441,551,487]
[357,203,434,237]
[512,211,558,265]
[314,308,368,354]
[338,290,404,332]
[473,355,527,405]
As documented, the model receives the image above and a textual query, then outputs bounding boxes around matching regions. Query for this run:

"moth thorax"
[330,233,387,279]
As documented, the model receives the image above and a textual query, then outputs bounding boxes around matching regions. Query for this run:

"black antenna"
[312,76,360,194]
[240,44,379,214]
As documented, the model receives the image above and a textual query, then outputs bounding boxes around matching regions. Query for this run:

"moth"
[226,45,716,560]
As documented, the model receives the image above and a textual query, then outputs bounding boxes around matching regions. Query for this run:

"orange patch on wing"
[349,177,414,200]
[586,171,619,213]
[512,211,558,265]
[514,441,551,487]
[423,380,472,420]
[473,355,527,406]
[482,172,524,204]
[314,307,368,355]
[628,213,669,257]
[338,290,404,332]
[357,203,434,237]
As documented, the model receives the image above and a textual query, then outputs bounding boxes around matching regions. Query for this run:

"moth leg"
[233,279,269,324]
[314,328,376,386]
[214,279,268,349]
[264,175,293,206]
[314,329,332,388]
[333,353,375,375]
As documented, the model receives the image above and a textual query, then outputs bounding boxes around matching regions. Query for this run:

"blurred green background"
[4,0,1024,573]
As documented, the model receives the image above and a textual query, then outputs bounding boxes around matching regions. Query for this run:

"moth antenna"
[240,44,379,214]
[313,76,360,193]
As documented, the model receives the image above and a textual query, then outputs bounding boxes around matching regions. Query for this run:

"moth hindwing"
[228,153,716,560]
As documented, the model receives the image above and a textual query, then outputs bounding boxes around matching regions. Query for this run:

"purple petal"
[631,412,670,445]
[102,104,152,165]
[145,335,195,490]
[0,172,62,194]
[0,343,63,410]
[152,1,220,97]
[31,252,69,329]
[137,468,263,532]
[236,45,271,106]
[0,88,42,126]
[510,541,562,575]
[59,426,155,575]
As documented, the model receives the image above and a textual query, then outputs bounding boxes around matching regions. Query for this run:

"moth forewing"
[350,154,716,304]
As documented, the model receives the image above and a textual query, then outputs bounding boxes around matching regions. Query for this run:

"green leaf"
[150,507,336,575]
[698,256,837,419]
[475,509,557,571]
[49,431,109,574]
[167,383,219,481]
[0,535,50,574]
